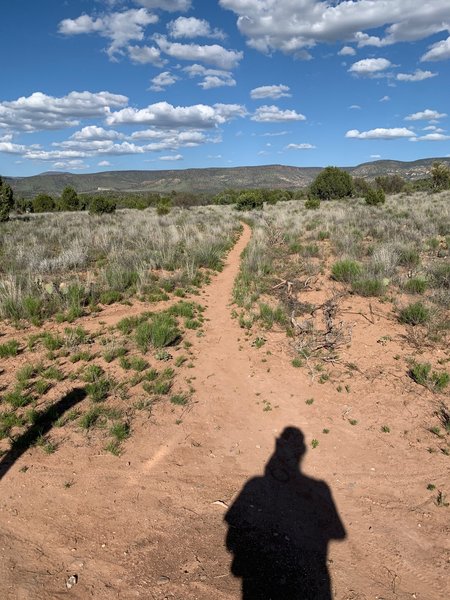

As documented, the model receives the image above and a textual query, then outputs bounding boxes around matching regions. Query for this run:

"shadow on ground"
[0,387,86,480]
[225,426,346,600]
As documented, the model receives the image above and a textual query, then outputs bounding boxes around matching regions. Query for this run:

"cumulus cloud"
[154,35,243,69]
[379,96,390,102]
[167,17,225,39]
[219,1,450,56]
[396,69,437,82]
[0,91,128,132]
[183,64,236,89]
[106,101,246,128]
[59,9,158,59]
[421,36,450,62]
[150,71,178,91]
[345,128,415,139]
[338,46,356,56]
[349,104,361,110]
[285,143,316,149]
[405,109,447,121]
[251,105,306,122]
[250,85,291,100]
[98,160,112,166]
[348,58,392,76]
[70,126,125,141]
[53,160,88,170]
[127,44,166,66]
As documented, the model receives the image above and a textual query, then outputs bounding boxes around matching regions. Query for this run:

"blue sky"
[1,0,449,176]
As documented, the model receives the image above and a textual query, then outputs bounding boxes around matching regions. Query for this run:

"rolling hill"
[4,157,450,198]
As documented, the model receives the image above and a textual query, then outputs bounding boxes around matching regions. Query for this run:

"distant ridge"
[4,158,450,197]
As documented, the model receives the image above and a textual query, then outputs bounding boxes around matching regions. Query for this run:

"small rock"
[157,576,170,585]
[66,575,78,589]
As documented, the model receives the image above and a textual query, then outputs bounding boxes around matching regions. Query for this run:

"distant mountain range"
[5,157,450,197]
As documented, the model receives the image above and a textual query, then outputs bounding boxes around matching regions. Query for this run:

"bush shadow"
[0,387,86,480]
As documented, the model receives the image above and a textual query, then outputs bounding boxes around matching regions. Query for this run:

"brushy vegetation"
[0,206,240,325]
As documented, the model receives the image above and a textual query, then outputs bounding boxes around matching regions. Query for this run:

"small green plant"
[170,393,188,406]
[364,187,385,206]
[399,302,430,325]
[79,406,103,429]
[103,346,127,363]
[83,364,105,382]
[4,388,32,408]
[0,339,20,358]
[135,313,180,352]
[352,278,384,297]
[291,357,303,368]
[86,378,111,402]
[322,428,330,434]
[105,440,122,456]
[331,260,362,283]
[311,439,319,449]
[305,398,314,405]
[42,366,65,381]
[404,277,428,294]
[348,419,358,426]
[381,425,390,433]
[427,483,436,491]
[110,421,130,441]
[175,355,188,367]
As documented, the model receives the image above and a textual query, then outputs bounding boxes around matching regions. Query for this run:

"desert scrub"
[404,277,428,294]
[352,278,385,297]
[0,339,20,358]
[135,313,180,352]
[0,206,240,324]
[409,362,449,392]
[399,302,430,326]
[331,259,362,283]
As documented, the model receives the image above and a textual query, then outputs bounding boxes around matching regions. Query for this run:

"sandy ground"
[0,223,449,600]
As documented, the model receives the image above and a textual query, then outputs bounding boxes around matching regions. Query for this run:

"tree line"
[1,161,449,221]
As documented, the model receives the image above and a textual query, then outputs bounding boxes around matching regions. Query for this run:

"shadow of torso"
[225,449,345,599]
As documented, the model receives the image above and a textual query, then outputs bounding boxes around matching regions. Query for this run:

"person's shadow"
[225,427,346,599]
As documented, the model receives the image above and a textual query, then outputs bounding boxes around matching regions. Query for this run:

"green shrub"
[398,247,420,268]
[331,260,362,283]
[352,278,384,297]
[89,196,116,215]
[399,302,430,325]
[364,187,385,206]
[135,313,180,352]
[0,339,20,358]
[235,191,264,211]
[404,277,427,294]
[86,378,110,402]
[304,197,320,210]
[33,194,55,213]
[0,177,14,222]
[59,186,80,211]
[429,263,450,289]
[99,290,123,305]
[309,167,353,201]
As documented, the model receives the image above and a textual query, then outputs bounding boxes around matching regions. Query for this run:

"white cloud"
[349,104,361,109]
[53,160,88,170]
[261,131,289,137]
[98,160,112,166]
[106,101,246,128]
[251,105,306,122]
[127,44,166,66]
[370,154,381,158]
[183,64,236,89]
[405,109,447,121]
[396,69,437,81]
[0,91,128,132]
[349,58,392,76]
[338,46,356,56]
[413,133,450,141]
[0,142,29,154]
[346,127,415,139]
[134,0,191,11]
[71,126,125,141]
[159,154,183,160]
[422,125,444,132]
[421,36,450,62]
[219,1,450,55]
[150,71,178,91]
[167,17,225,40]
[130,129,211,151]
[379,95,390,102]
[154,35,243,69]
[59,9,158,59]
[285,143,316,149]
[250,85,291,100]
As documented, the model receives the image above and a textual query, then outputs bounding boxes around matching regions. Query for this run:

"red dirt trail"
[0,223,448,599]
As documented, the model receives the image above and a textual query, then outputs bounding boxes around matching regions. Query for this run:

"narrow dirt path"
[0,224,447,600]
